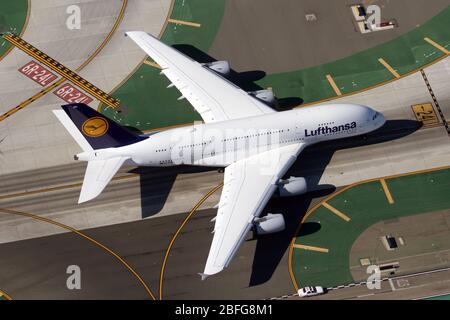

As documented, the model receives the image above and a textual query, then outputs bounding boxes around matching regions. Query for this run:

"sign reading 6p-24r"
[53,83,93,104]
[18,61,58,86]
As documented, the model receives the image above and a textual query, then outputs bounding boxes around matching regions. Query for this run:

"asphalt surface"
[0,122,449,299]
[1,0,450,300]
[209,0,450,73]
[1,121,449,243]
[0,205,305,299]
[292,267,450,300]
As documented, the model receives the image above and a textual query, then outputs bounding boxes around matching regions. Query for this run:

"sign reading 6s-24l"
[18,61,58,86]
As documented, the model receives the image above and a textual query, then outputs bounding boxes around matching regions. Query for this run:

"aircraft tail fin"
[53,103,146,151]
[53,103,142,203]
[78,156,129,203]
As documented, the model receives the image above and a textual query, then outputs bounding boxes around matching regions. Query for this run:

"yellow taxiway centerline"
[167,18,201,28]
[424,37,450,55]
[380,178,395,204]
[159,182,223,300]
[0,289,12,300]
[322,202,351,222]
[378,58,401,78]
[293,244,329,253]
[326,74,342,96]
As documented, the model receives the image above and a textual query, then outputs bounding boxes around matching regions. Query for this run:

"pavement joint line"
[167,18,201,28]
[378,58,401,78]
[0,79,64,121]
[424,37,450,55]
[293,243,329,253]
[325,74,342,96]
[158,182,223,300]
[380,178,394,204]
[0,0,128,121]
[322,202,351,221]
[0,207,156,300]
[0,173,138,201]
[420,69,450,137]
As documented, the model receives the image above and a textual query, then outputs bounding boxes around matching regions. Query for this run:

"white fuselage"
[91,103,385,167]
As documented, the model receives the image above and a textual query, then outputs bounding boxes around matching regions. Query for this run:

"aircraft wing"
[201,143,307,278]
[126,31,275,123]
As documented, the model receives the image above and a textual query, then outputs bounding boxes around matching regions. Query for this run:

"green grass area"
[258,5,450,104]
[291,168,450,288]
[0,0,28,57]
[101,0,225,130]
[102,4,450,131]
[424,293,450,300]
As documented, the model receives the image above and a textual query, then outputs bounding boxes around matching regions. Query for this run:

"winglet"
[198,273,209,281]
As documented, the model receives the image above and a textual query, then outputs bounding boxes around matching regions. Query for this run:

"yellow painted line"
[0,207,156,300]
[293,244,329,253]
[143,60,162,69]
[4,34,120,108]
[326,74,342,96]
[168,18,201,28]
[75,0,128,71]
[322,202,351,222]
[378,58,401,78]
[159,183,223,300]
[0,0,128,122]
[288,164,450,292]
[0,79,63,121]
[0,289,12,300]
[380,178,394,204]
[424,37,450,55]
[95,0,174,113]
[411,103,439,126]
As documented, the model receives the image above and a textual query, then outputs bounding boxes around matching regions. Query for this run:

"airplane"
[53,31,386,279]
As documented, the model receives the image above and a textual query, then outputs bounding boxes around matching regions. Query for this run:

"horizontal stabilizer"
[79,156,128,203]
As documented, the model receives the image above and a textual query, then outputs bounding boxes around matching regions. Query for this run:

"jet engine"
[249,89,277,106]
[276,176,307,197]
[203,61,230,75]
[253,213,285,235]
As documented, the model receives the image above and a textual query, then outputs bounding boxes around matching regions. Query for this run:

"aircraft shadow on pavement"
[248,119,422,286]
[172,44,303,109]
[123,46,422,284]
[129,165,220,219]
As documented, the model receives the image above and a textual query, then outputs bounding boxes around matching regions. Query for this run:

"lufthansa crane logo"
[82,117,109,137]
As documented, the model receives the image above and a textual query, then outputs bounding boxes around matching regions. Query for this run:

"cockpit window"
[372,113,377,120]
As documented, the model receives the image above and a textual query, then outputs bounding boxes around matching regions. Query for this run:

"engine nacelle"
[249,89,277,106]
[276,176,307,197]
[254,213,285,235]
[203,61,230,75]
